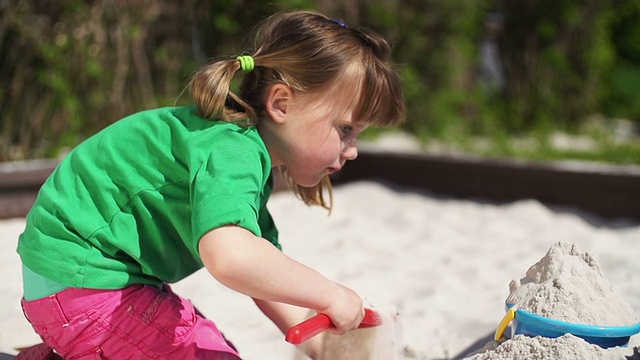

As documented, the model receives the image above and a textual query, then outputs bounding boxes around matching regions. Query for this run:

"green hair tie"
[236,55,255,73]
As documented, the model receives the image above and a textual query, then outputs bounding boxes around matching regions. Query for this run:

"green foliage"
[504,141,640,166]
[605,65,640,120]
[601,0,640,122]
[0,0,638,164]
[500,1,616,131]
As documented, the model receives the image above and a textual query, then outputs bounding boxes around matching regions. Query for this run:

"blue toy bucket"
[494,305,640,348]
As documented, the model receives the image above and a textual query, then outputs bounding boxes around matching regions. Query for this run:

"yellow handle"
[494,307,516,342]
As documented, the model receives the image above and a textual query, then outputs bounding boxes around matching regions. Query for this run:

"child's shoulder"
[115,106,262,147]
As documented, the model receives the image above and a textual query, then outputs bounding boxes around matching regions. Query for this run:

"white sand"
[1,180,639,359]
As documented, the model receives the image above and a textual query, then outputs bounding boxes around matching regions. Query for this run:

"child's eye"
[340,125,354,136]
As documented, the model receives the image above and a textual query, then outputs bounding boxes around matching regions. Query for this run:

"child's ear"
[265,83,294,124]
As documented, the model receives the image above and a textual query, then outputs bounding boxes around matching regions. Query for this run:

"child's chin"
[294,176,323,188]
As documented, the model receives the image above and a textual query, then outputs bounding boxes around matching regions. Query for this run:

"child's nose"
[342,143,358,160]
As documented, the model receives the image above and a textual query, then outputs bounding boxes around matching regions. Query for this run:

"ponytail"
[188,58,258,126]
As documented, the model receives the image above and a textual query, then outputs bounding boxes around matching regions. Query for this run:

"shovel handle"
[285,308,382,345]
[285,313,332,345]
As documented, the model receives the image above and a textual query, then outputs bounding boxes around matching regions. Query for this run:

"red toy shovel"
[285,308,383,345]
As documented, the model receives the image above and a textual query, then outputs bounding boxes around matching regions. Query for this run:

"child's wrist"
[315,281,344,313]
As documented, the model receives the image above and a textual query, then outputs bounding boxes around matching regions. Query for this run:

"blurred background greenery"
[1,0,639,164]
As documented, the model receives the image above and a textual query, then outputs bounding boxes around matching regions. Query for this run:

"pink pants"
[21,284,241,359]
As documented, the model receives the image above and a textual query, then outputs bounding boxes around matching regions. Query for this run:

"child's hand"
[320,284,364,335]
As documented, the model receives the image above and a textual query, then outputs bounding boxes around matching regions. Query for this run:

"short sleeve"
[189,127,273,254]
[258,201,280,250]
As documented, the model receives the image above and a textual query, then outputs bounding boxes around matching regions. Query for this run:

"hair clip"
[330,18,349,29]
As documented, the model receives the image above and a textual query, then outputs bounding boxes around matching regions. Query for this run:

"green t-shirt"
[17,106,279,290]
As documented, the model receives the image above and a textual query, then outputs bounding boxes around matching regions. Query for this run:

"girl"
[17,10,405,360]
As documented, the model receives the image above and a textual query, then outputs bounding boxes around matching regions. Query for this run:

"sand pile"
[506,242,640,326]
[465,334,629,360]
[465,241,640,359]
[507,241,639,326]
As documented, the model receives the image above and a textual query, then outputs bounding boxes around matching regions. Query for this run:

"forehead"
[305,67,366,123]
[297,92,360,127]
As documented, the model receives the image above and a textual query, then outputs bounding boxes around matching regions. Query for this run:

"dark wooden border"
[0,160,59,220]
[1,153,639,220]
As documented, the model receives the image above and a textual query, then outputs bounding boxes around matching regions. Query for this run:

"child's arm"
[253,298,323,359]
[198,224,364,334]
[253,298,307,334]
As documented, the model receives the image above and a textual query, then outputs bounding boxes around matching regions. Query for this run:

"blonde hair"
[189,10,406,210]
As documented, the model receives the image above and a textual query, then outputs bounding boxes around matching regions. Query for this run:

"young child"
[17,10,405,360]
